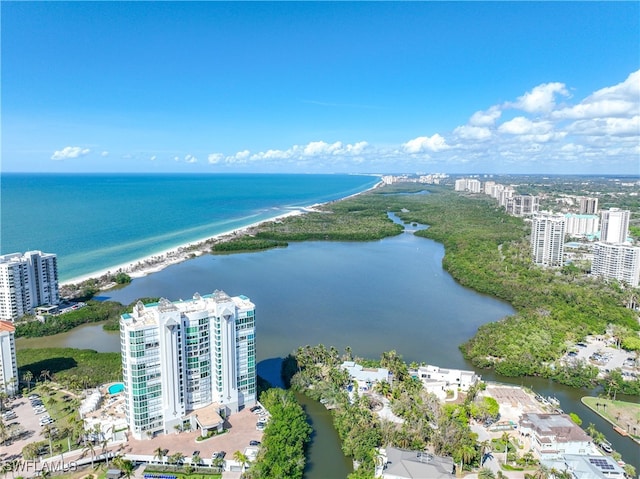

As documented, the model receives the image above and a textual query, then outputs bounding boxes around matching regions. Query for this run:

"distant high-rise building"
[120,290,256,440]
[454,178,481,193]
[506,195,540,216]
[579,197,598,215]
[564,214,599,237]
[592,243,640,287]
[498,187,515,208]
[0,251,59,321]
[0,320,18,396]
[531,214,566,267]
[600,208,630,243]
[483,181,495,195]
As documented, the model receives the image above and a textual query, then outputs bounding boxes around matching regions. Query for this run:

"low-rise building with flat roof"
[412,364,480,400]
[341,361,390,392]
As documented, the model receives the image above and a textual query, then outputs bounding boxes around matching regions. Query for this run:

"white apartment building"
[454,178,481,193]
[498,187,515,208]
[483,181,495,195]
[506,195,539,216]
[600,208,630,244]
[531,214,566,267]
[592,243,640,287]
[0,320,18,396]
[564,214,600,237]
[0,251,59,321]
[519,413,594,460]
[120,290,256,440]
[579,197,598,215]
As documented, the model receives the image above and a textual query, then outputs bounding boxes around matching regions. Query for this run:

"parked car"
[212,451,226,459]
[256,421,266,431]
[249,440,261,446]
[600,442,613,453]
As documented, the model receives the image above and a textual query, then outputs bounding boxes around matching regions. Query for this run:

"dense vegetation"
[15,300,125,338]
[246,388,312,479]
[285,345,501,479]
[17,347,121,389]
[210,195,404,253]
[217,182,639,390]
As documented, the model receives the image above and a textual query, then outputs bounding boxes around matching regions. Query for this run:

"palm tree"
[83,442,96,468]
[522,451,535,468]
[23,371,34,391]
[479,439,491,466]
[191,453,201,466]
[478,468,496,479]
[153,447,165,464]
[169,452,185,470]
[233,450,249,471]
[500,432,511,464]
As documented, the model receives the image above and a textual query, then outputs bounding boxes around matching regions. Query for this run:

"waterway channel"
[16,215,640,476]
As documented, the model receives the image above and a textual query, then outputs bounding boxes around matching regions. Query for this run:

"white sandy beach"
[60,209,307,287]
[60,179,383,288]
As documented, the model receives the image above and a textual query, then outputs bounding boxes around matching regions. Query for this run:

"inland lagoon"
[17,220,639,476]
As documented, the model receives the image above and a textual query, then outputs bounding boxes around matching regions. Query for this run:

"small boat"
[547,396,560,406]
[613,425,629,437]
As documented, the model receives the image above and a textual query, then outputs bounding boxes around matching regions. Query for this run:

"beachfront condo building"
[592,242,640,287]
[119,290,256,440]
[564,214,599,237]
[531,214,567,267]
[0,320,18,396]
[600,208,630,244]
[0,251,60,321]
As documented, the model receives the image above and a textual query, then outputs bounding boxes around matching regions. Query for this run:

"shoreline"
[61,180,383,288]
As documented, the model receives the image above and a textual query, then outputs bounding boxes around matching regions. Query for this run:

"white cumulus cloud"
[403,134,449,153]
[498,117,553,135]
[553,70,640,120]
[208,153,224,164]
[510,82,569,113]
[51,146,91,160]
[184,154,198,164]
[469,106,502,126]
[101,151,109,157]
[453,125,492,141]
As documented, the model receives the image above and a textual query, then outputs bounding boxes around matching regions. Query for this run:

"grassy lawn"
[582,396,640,439]
[143,466,223,479]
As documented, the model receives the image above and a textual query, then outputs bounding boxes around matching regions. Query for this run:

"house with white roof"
[412,364,480,400]
[341,361,390,392]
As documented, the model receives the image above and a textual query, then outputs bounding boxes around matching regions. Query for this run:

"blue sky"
[2,2,639,174]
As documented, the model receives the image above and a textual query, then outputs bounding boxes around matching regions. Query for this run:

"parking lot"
[0,395,47,461]
[563,335,639,379]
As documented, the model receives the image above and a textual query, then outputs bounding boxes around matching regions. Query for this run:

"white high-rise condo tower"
[0,251,59,321]
[531,214,566,267]
[592,243,640,287]
[120,291,256,440]
[600,208,630,244]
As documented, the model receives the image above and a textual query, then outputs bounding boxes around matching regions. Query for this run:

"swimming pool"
[108,383,124,395]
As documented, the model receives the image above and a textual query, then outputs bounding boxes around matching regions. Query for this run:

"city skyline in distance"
[2,2,639,175]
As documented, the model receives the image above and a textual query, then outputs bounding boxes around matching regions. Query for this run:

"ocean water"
[0,173,378,282]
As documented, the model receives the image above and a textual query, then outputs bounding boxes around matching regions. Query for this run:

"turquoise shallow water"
[1,173,378,281]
